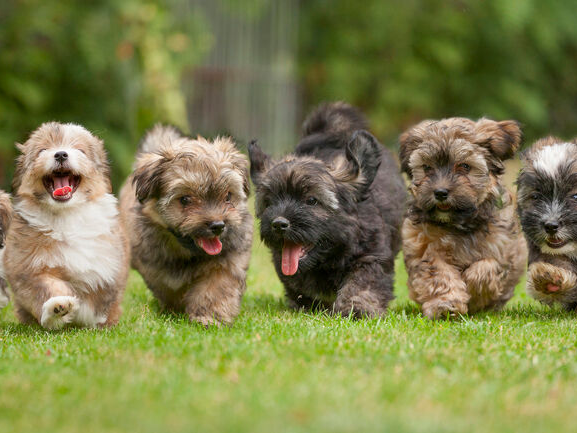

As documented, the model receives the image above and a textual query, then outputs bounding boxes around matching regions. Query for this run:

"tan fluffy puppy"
[400,118,527,319]
[119,125,253,326]
[3,122,129,329]
[0,190,12,309]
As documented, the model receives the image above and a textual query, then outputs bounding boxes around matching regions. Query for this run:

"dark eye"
[572,194,577,200]
[180,196,192,206]
[530,192,539,200]
[225,192,232,203]
[306,197,318,206]
[423,165,433,174]
[457,163,471,172]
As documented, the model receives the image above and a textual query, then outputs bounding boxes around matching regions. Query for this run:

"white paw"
[41,296,79,330]
[0,290,8,309]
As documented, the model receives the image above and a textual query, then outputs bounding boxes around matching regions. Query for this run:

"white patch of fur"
[15,194,123,292]
[75,302,107,327]
[533,142,576,177]
[540,242,577,259]
[41,296,79,330]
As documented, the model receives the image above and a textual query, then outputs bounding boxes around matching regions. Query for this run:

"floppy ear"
[229,148,251,197]
[474,119,523,161]
[399,120,436,176]
[248,140,272,185]
[132,153,167,203]
[330,130,382,196]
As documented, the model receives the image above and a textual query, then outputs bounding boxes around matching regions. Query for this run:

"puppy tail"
[302,102,368,138]
[138,124,185,154]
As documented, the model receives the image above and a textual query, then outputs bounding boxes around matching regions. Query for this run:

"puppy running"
[249,102,406,317]
[120,125,253,326]
[400,118,527,319]
[3,122,129,329]
[0,190,12,309]
[517,137,577,308]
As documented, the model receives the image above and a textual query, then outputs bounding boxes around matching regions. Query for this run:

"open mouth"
[436,203,452,211]
[196,237,223,255]
[281,240,313,276]
[43,170,81,202]
[546,236,567,249]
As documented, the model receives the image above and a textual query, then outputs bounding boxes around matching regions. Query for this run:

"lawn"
[2,192,577,433]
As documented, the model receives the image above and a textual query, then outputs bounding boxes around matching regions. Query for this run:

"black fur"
[249,102,406,317]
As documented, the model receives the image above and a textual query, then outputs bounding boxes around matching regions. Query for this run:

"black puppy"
[517,136,577,309]
[249,102,406,317]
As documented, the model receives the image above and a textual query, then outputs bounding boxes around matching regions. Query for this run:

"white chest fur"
[15,194,123,292]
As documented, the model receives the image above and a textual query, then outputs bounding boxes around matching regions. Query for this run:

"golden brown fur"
[0,190,12,308]
[400,117,527,319]
[3,122,129,329]
[119,125,253,326]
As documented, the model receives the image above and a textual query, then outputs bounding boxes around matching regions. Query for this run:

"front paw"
[528,262,577,294]
[422,297,468,320]
[333,291,385,318]
[189,314,223,327]
[41,296,79,330]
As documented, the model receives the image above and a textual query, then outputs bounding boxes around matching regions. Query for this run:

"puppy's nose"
[434,188,449,201]
[54,151,68,163]
[544,221,560,235]
[209,221,225,236]
[271,216,290,232]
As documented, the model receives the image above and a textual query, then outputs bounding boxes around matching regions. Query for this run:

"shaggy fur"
[249,102,406,317]
[400,117,527,319]
[517,137,577,308]
[0,190,12,308]
[3,122,129,329]
[119,125,253,326]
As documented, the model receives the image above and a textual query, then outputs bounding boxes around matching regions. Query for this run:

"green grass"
[2,226,577,433]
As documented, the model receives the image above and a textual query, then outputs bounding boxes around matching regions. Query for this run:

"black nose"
[209,221,225,235]
[54,151,68,163]
[544,221,559,235]
[434,188,449,201]
[271,216,290,232]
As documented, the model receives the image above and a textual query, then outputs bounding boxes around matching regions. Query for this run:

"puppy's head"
[133,127,249,257]
[0,191,12,249]
[517,137,577,257]
[249,131,381,276]
[13,122,111,208]
[399,117,522,230]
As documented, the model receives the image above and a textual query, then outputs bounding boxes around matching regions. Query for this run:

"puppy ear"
[132,153,167,203]
[474,119,523,161]
[399,120,436,176]
[248,140,272,184]
[331,130,382,196]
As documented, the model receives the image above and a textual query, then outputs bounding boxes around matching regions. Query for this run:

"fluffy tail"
[138,124,185,154]
[301,101,368,137]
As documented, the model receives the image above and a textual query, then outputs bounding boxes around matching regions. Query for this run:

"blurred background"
[2,0,577,191]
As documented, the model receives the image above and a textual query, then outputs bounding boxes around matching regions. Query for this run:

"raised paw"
[422,297,468,320]
[41,296,79,330]
[528,262,577,295]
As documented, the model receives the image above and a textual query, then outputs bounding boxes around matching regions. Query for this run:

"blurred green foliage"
[300,0,577,147]
[3,0,577,190]
[0,0,211,190]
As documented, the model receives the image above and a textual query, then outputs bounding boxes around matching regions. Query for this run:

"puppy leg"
[0,280,9,309]
[333,262,394,318]
[407,257,470,319]
[183,271,245,326]
[527,262,577,297]
[462,259,509,313]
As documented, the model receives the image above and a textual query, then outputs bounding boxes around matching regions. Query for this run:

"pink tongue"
[53,186,72,197]
[282,240,303,276]
[198,237,222,255]
[53,176,72,198]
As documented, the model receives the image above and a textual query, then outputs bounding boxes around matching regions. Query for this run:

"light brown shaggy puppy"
[0,190,12,309]
[399,118,527,319]
[3,122,129,329]
[120,125,253,326]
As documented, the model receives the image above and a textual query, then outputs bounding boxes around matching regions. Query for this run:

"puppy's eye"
[225,192,232,203]
[37,148,47,157]
[179,196,192,206]
[530,192,539,200]
[422,165,433,174]
[457,163,471,173]
[306,197,318,206]
[572,194,577,200]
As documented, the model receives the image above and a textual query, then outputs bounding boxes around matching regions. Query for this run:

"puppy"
[3,122,129,329]
[119,125,252,326]
[400,118,527,319]
[517,137,577,308]
[0,190,12,309]
[249,102,406,317]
